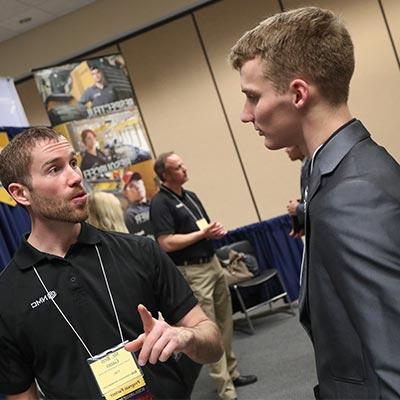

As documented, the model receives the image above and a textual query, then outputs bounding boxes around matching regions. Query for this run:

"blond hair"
[229,6,354,105]
[87,191,129,233]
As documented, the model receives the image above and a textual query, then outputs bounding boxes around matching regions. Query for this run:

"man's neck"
[163,182,183,196]
[302,103,353,158]
[87,147,97,156]
[28,219,82,258]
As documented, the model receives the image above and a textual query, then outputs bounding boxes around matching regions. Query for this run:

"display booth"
[0,78,31,271]
[0,127,32,270]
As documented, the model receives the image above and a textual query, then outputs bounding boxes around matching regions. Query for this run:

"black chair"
[215,240,295,334]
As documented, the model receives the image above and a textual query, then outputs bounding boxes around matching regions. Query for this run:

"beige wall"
[0,0,212,79]
[195,0,294,222]
[12,0,400,230]
[119,16,258,227]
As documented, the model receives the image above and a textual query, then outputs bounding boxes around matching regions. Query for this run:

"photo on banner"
[33,54,157,238]
[33,54,135,126]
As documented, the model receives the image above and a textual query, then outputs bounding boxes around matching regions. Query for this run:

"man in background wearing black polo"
[150,152,257,400]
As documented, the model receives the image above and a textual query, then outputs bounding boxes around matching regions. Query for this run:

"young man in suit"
[230,6,400,399]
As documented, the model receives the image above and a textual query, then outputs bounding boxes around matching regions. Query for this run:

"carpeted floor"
[192,303,317,400]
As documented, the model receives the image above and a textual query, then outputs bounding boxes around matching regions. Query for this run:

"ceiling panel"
[0,0,96,42]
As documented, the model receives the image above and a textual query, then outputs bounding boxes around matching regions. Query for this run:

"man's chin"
[264,140,284,151]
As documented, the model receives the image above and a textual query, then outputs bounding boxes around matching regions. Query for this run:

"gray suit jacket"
[299,120,400,399]
[296,158,311,228]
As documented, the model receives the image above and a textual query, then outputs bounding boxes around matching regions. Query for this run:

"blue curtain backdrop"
[213,214,303,302]
[0,127,31,271]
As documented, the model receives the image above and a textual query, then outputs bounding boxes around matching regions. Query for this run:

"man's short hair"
[154,151,175,182]
[229,6,354,105]
[81,129,96,144]
[0,127,63,191]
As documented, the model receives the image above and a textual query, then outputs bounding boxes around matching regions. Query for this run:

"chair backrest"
[215,240,255,261]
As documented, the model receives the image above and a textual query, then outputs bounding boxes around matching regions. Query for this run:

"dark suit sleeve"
[317,178,400,397]
[296,202,305,228]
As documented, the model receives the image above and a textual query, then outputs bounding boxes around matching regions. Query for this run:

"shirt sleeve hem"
[165,296,198,326]
[0,381,33,395]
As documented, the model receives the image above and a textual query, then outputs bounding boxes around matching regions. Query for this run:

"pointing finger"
[137,304,155,334]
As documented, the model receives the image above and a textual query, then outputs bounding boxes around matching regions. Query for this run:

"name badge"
[87,341,149,400]
[196,218,208,230]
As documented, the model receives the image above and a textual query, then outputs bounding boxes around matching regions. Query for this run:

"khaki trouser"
[178,255,239,400]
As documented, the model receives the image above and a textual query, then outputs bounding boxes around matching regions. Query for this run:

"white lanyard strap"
[33,266,94,358]
[162,187,205,223]
[95,245,124,343]
[33,245,124,358]
[186,194,206,221]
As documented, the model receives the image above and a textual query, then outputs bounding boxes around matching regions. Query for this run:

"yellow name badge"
[196,218,208,230]
[88,342,146,400]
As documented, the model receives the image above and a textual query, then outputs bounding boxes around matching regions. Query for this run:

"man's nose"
[240,105,254,123]
[67,166,83,186]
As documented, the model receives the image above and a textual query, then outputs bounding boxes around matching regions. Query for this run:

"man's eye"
[247,94,258,102]
[71,159,78,168]
[48,166,59,174]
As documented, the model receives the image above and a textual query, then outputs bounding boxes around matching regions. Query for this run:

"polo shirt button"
[70,276,76,283]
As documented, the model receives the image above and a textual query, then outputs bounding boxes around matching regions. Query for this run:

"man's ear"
[8,183,31,207]
[289,79,310,109]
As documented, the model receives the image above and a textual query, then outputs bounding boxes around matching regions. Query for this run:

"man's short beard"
[30,192,89,223]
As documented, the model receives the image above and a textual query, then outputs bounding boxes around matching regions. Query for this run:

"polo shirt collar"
[160,184,187,199]
[14,222,102,271]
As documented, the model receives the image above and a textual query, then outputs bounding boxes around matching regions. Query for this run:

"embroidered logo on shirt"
[30,291,57,309]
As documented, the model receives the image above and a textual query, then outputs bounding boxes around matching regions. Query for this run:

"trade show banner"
[0,131,16,206]
[0,77,28,206]
[0,127,31,271]
[33,54,157,237]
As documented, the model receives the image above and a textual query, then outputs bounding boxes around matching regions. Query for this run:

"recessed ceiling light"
[19,17,32,24]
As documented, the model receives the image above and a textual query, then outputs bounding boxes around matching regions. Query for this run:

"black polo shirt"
[0,223,197,399]
[150,186,215,265]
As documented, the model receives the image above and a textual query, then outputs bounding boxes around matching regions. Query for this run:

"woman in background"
[87,191,128,233]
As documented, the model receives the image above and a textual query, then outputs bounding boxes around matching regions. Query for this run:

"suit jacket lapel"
[307,120,370,203]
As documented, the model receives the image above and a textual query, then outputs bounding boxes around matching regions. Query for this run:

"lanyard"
[161,186,206,223]
[33,245,124,358]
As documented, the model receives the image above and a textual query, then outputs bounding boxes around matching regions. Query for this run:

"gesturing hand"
[124,304,194,366]
[203,221,226,239]
[287,199,300,216]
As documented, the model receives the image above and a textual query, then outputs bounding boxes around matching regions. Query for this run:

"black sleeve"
[0,314,34,395]
[150,196,176,238]
[148,240,198,325]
